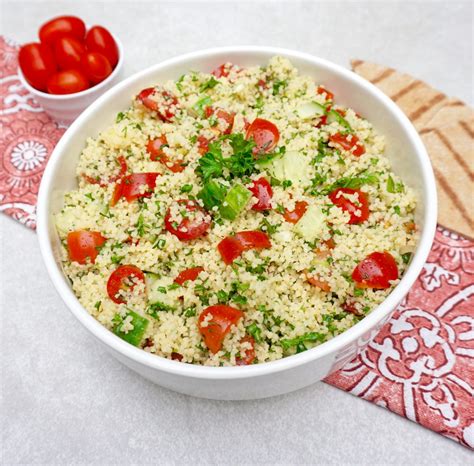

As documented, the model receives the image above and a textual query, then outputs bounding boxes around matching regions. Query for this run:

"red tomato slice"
[80,52,112,84]
[111,173,159,206]
[47,69,89,94]
[329,188,370,224]
[198,305,243,353]
[39,16,86,46]
[197,135,210,155]
[246,118,280,155]
[283,201,308,224]
[174,266,204,285]
[67,230,106,264]
[317,85,334,101]
[146,136,186,173]
[84,155,127,187]
[53,35,85,70]
[137,87,178,122]
[329,132,366,157]
[85,25,119,67]
[215,109,235,134]
[218,231,271,265]
[236,336,256,365]
[107,265,145,304]
[19,43,57,91]
[352,251,399,289]
[164,200,211,241]
[249,177,273,211]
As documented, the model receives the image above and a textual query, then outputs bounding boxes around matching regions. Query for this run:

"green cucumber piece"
[146,274,180,310]
[113,310,149,346]
[294,204,328,242]
[261,150,311,186]
[326,109,352,131]
[297,101,326,119]
[220,183,252,220]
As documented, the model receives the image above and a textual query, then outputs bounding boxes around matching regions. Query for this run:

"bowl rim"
[17,32,124,100]
[37,45,437,380]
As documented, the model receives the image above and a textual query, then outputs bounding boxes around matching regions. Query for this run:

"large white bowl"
[37,47,437,400]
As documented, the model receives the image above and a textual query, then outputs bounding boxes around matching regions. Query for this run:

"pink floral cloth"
[1,36,472,448]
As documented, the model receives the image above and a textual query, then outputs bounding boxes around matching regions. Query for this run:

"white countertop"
[1,1,472,464]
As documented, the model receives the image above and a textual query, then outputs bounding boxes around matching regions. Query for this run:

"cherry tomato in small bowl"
[53,35,86,70]
[80,52,112,84]
[85,25,119,67]
[47,69,90,95]
[39,15,86,46]
[18,43,57,91]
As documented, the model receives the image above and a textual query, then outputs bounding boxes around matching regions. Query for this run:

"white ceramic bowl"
[37,46,437,400]
[18,34,124,126]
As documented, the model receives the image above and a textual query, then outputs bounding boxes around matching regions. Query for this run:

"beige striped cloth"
[351,60,474,239]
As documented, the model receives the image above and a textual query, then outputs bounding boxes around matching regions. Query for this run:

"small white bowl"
[37,47,437,400]
[17,34,124,126]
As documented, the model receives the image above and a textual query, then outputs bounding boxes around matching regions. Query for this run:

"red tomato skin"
[39,16,86,46]
[67,230,106,264]
[84,155,127,187]
[352,251,399,289]
[283,201,308,224]
[19,43,57,91]
[47,69,89,94]
[217,237,245,265]
[137,87,178,122]
[174,267,204,285]
[164,200,211,241]
[80,52,112,84]
[211,63,231,78]
[234,231,271,250]
[328,188,370,224]
[197,135,210,155]
[317,85,334,101]
[107,265,145,304]
[329,132,366,157]
[85,25,119,67]
[111,173,159,205]
[246,118,280,155]
[249,177,273,211]
[236,336,256,365]
[198,305,243,353]
[53,35,86,70]
[146,136,185,173]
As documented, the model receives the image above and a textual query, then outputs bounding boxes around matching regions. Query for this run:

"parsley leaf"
[196,141,225,180]
[197,180,227,210]
[272,79,287,96]
[193,95,213,118]
[280,332,326,351]
[199,76,220,92]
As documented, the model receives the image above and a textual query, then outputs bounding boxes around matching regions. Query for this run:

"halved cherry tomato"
[215,109,235,134]
[352,251,399,289]
[19,43,57,91]
[107,265,145,304]
[85,25,119,67]
[329,188,370,224]
[39,16,86,46]
[329,132,366,157]
[174,266,204,285]
[84,155,127,187]
[111,173,159,206]
[47,69,89,94]
[80,52,112,84]
[53,36,85,70]
[197,135,210,155]
[282,201,308,224]
[246,118,280,155]
[249,177,273,211]
[137,87,178,122]
[236,336,256,365]
[146,136,186,172]
[218,231,271,265]
[198,305,243,353]
[67,230,106,265]
[164,200,211,241]
[317,85,334,101]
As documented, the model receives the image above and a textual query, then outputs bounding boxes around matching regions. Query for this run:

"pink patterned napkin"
[1,36,472,448]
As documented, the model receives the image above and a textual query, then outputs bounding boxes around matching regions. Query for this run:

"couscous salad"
[56,57,417,366]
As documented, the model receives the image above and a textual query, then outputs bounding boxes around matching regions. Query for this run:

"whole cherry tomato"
[107,265,145,304]
[39,16,86,46]
[53,35,86,70]
[85,26,119,67]
[352,251,399,289]
[19,43,57,91]
[246,118,280,155]
[328,188,370,224]
[67,230,106,264]
[198,305,243,353]
[164,200,211,241]
[80,52,112,84]
[47,69,89,94]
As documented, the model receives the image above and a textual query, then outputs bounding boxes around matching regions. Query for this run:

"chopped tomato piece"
[329,132,365,157]
[164,199,211,241]
[198,305,243,353]
[67,230,106,264]
[107,264,145,304]
[246,118,280,155]
[137,87,178,122]
[352,251,399,289]
[197,135,210,155]
[215,109,235,134]
[111,173,159,206]
[249,177,273,211]
[218,231,271,265]
[329,188,370,224]
[317,85,334,101]
[174,266,204,285]
[313,238,336,260]
[236,336,256,365]
[146,136,185,173]
[211,63,239,78]
[283,201,308,224]
[204,106,214,118]
[257,79,268,89]
[84,155,127,187]
[342,300,363,316]
[305,271,331,292]
[171,352,183,361]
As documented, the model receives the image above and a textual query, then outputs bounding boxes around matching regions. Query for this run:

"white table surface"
[1,1,473,464]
